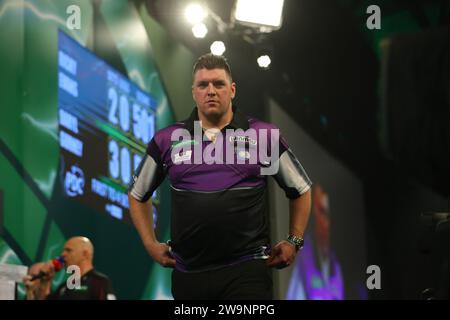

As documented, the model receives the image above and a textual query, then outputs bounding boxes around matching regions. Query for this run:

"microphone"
[30,257,65,281]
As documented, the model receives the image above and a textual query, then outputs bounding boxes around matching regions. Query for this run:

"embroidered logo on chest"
[173,150,192,164]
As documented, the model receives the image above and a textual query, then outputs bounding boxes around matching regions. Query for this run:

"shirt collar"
[184,104,249,133]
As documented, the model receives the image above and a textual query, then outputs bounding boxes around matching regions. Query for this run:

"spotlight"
[233,0,285,30]
[257,55,271,68]
[192,23,208,38]
[185,3,207,25]
[210,41,226,56]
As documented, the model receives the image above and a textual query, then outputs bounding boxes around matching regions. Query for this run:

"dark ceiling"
[142,0,450,180]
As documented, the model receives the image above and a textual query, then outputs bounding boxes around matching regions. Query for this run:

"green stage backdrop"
[0,0,194,299]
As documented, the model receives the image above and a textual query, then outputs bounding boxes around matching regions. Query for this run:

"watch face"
[287,235,304,250]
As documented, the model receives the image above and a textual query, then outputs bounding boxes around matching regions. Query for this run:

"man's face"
[192,68,236,121]
[61,239,84,267]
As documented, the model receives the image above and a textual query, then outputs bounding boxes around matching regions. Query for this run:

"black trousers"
[172,259,273,300]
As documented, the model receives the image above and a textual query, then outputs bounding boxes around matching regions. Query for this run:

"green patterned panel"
[0,0,25,160]
[20,0,93,199]
[138,3,196,121]
[0,154,46,261]
[100,0,175,130]
[0,238,23,265]
[40,221,65,261]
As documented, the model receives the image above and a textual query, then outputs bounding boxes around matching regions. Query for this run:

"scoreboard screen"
[57,30,156,222]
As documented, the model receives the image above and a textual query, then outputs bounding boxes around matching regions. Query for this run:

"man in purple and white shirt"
[128,54,312,299]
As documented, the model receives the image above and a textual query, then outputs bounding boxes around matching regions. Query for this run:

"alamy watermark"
[66,265,81,289]
[170,121,280,175]
[366,5,381,30]
[366,264,381,290]
[66,5,81,30]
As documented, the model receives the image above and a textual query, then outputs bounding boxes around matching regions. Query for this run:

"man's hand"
[23,274,39,292]
[145,242,176,268]
[24,262,55,283]
[23,261,55,300]
[266,240,297,269]
[23,274,40,300]
[128,195,175,267]
[43,261,56,278]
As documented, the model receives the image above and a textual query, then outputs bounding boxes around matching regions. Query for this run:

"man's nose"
[207,83,216,96]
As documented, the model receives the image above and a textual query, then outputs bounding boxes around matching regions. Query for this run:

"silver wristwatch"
[286,234,304,251]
